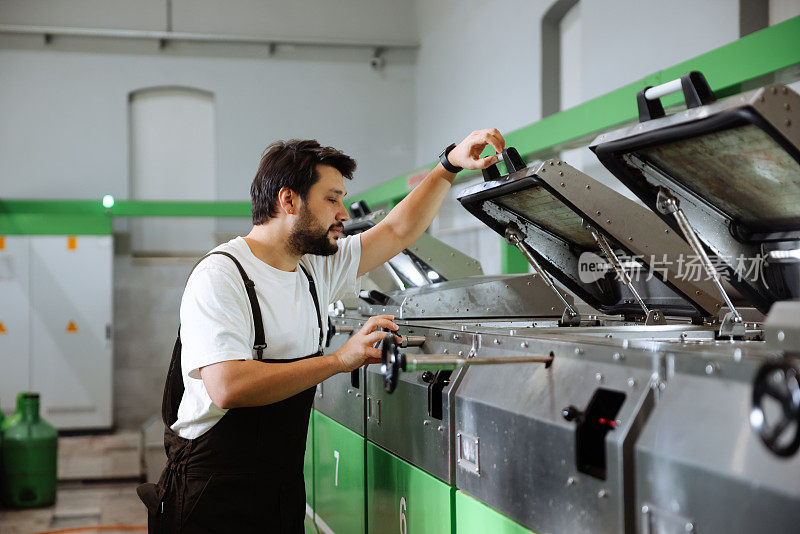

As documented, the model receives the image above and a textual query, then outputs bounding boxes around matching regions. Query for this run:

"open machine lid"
[457,150,723,319]
[590,73,800,312]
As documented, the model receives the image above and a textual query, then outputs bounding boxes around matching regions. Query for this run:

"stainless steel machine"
[312,74,800,534]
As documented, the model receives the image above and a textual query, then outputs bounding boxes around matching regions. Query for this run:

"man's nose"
[338,202,350,221]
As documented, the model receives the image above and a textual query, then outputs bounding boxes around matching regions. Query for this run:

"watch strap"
[439,143,463,173]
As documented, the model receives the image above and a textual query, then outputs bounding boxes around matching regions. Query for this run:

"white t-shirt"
[171,234,361,439]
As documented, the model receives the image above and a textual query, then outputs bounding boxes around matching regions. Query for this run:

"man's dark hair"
[250,139,356,224]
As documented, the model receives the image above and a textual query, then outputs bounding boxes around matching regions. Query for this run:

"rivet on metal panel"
[606,219,612,224]
[778,330,786,342]
[705,363,718,375]
[567,477,576,486]
[574,347,583,355]
[521,342,528,348]
[453,334,460,340]
[347,389,352,394]
[458,351,464,356]
[685,522,695,532]
[628,237,633,241]
[434,332,440,337]
[597,489,608,498]
[595,373,604,383]
[356,393,361,398]
[421,310,425,313]
[527,281,531,285]
[613,352,624,361]
[493,338,500,345]
[423,420,430,426]
[558,171,563,176]
[549,161,554,166]
[437,297,441,301]
[586,185,591,190]
[622,339,629,349]
[443,348,449,354]
[505,285,509,288]
[596,211,601,215]
[658,380,667,391]
[787,119,793,127]
[664,229,669,233]
[437,425,444,432]
[557,161,562,165]
[627,378,637,388]
[560,182,566,187]
[642,505,650,514]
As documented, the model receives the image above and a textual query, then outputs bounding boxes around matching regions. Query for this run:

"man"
[140,129,505,533]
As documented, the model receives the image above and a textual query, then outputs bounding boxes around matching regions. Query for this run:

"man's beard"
[287,205,342,256]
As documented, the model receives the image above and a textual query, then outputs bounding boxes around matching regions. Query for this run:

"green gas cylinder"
[0,393,58,508]
[1,392,30,432]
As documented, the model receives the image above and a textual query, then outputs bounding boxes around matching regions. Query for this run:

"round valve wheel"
[751,358,800,457]
[381,333,406,393]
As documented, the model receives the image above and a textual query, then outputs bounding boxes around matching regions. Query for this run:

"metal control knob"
[562,405,583,422]
[421,371,436,384]
[751,357,800,457]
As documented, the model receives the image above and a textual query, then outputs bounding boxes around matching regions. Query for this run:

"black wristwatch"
[439,143,463,174]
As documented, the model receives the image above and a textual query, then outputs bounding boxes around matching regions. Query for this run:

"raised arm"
[357,129,505,277]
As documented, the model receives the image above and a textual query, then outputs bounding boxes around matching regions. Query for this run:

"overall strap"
[190,250,267,359]
[298,264,324,350]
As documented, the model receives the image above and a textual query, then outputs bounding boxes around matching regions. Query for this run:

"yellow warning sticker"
[67,236,77,250]
[66,320,79,333]
[0,322,6,334]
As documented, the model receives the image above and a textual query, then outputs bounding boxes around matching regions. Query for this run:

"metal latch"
[456,431,480,475]
[641,503,696,533]
[367,396,381,425]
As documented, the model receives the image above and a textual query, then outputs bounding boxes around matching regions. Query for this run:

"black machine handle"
[381,333,406,393]
[349,200,371,217]
[751,357,800,457]
[482,147,527,182]
[636,71,716,122]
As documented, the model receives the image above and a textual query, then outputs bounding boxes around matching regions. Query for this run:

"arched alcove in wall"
[128,86,217,256]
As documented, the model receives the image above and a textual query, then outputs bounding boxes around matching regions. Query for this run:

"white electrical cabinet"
[0,236,32,415]
[0,235,113,429]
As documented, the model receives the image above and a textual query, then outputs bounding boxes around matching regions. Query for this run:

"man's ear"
[277,187,297,215]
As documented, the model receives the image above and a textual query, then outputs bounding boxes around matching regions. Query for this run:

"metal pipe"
[401,336,426,348]
[404,354,554,372]
[587,226,650,315]
[657,191,742,322]
[0,23,419,50]
[504,227,578,317]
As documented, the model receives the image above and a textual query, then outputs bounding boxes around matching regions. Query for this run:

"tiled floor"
[0,432,320,533]
[0,480,146,534]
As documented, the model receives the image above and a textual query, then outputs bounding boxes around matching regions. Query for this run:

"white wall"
[0,0,417,43]
[0,1,417,204]
[412,0,549,167]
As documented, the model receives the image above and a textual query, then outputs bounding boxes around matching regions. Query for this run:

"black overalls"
[137,251,324,533]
